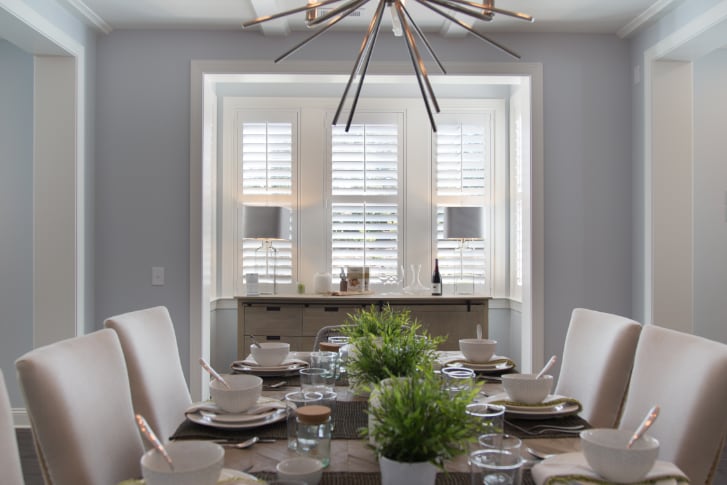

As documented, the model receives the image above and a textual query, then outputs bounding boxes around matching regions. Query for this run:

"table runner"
[252,470,535,484]
[171,400,368,442]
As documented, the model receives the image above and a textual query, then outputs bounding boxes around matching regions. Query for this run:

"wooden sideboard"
[236,294,489,358]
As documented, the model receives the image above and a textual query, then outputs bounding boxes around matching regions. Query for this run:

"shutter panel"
[330,121,400,281]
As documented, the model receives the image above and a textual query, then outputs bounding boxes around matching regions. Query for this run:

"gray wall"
[693,48,727,344]
[0,40,34,406]
[95,30,634,379]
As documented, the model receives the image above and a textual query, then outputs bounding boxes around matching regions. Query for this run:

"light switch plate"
[152,266,165,286]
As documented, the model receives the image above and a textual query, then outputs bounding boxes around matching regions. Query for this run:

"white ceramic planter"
[379,455,437,485]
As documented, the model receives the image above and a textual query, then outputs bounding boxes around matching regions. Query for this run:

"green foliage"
[340,305,444,384]
[365,372,480,466]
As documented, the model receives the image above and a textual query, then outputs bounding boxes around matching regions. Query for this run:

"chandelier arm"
[395,2,440,114]
[395,2,439,131]
[444,0,533,22]
[242,0,348,28]
[400,2,447,74]
[333,0,389,126]
[274,1,367,63]
[307,0,370,27]
[423,0,502,24]
[345,1,387,131]
[417,0,521,59]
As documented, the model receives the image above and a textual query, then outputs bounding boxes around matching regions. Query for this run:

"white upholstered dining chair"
[554,308,641,428]
[617,324,727,484]
[0,369,24,485]
[104,305,192,443]
[15,329,144,485]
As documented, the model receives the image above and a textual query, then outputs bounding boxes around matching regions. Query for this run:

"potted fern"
[365,371,480,485]
[340,305,443,394]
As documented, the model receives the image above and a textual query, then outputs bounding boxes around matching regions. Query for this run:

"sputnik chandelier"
[243,0,533,132]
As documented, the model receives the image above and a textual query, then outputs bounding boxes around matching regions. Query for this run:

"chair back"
[554,308,641,427]
[16,329,144,485]
[313,324,354,352]
[104,306,192,443]
[618,324,727,484]
[0,369,24,485]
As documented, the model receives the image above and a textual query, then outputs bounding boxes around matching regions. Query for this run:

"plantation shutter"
[239,115,295,285]
[330,120,400,281]
[434,120,488,286]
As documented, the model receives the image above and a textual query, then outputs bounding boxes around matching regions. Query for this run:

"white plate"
[231,362,307,376]
[187,407,287,429]
[442,355,515,373]
[119,468,262,484]
[484,393,580,418]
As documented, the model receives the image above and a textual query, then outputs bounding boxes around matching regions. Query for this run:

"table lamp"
[444,206,483,295]
[242,205,291,295]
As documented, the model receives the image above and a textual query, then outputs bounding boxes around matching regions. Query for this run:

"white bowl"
[580,428,659,483]
[209,373,262,413]
[459,338,497,363]
[501,373,553,404]
[251,342,290,367]
[141,440,223,485]
[276,456,324,484]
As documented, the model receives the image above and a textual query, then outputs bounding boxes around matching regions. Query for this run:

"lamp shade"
[444,206,483,240]
[242,206,291,240]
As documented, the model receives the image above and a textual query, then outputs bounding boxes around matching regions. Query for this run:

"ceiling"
[59,0,676,38]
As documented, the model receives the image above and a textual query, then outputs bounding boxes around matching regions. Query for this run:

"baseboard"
[13,408,30,427]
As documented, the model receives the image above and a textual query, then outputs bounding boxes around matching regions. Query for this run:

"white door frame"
[642,1,727,329]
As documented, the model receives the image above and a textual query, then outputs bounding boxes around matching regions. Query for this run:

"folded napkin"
[231,355,309,369]
[531,452,689,485]
[489,394,583,412]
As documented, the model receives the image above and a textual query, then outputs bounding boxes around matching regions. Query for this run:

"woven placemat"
[253,470,534,484]
[171,400,369,442]
[505,414,590,439]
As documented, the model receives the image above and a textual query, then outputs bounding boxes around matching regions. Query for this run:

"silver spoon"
[135,414,174,470]
[219,437,277,449]
[536,355,557,379]
[627,404,660,448]
[199,357,231,389]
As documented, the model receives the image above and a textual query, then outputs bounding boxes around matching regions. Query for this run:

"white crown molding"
[617,0,680,39]
[63,0,112,34]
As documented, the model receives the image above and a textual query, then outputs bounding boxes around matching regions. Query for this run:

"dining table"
[171,369,588,485]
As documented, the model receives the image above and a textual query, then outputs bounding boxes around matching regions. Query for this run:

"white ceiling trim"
[63,0,112,34]
[617,0,679,39]
[249,0,291,37]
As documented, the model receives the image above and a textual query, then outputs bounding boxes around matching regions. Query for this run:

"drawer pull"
[324,307,339,312]
[266,306,281,312]
[266,335,281,341]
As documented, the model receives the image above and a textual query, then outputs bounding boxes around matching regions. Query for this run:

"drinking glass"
[299,368,329,393]
[442,366,475,396]
[470,449,523,485]
[477,433,522,458]
[310,351,339,388]
[284,390,323,450]
[466,403,505,437]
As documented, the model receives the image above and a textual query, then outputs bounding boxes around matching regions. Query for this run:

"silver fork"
[507,420,585,435]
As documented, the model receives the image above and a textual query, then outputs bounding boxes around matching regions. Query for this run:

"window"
[328,115,402,281]
[236,111,297,288]
[434,115,491,294]
[222,97,508,297]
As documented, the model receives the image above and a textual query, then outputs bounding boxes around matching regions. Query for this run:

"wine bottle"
[432,258,442,295]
